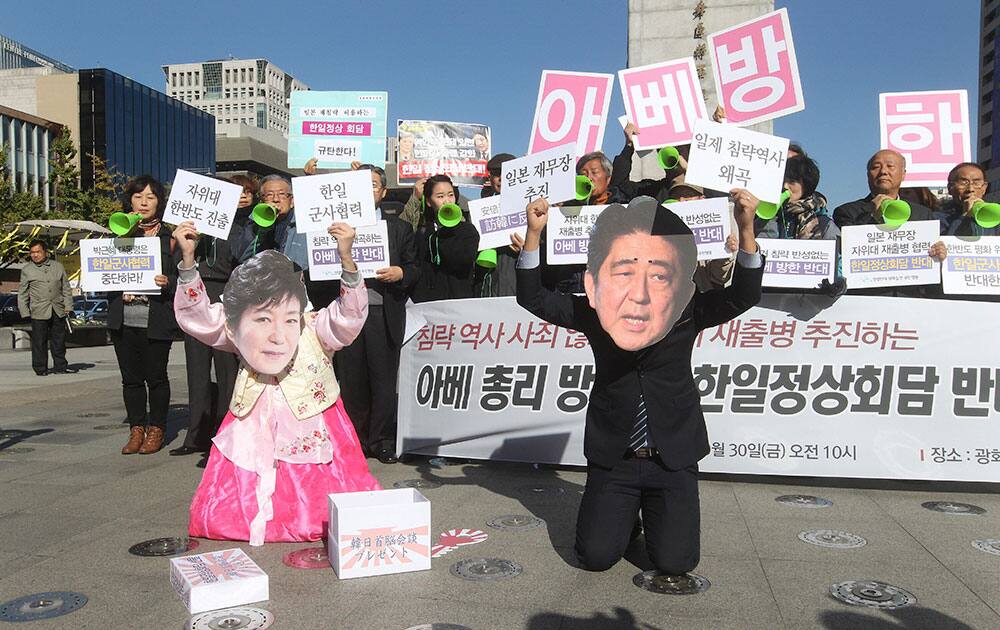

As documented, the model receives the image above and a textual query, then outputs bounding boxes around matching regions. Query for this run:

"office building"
[0,104,63,208]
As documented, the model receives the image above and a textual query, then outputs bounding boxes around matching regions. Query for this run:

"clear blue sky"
[3,0,981,206]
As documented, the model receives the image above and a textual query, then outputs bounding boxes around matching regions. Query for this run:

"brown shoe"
[138,426,165,455]
[122,426,145,455]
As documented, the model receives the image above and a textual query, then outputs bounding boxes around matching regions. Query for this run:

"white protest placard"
[80,237,161,293]
[757,238,836,289]
[528,71,614,156]
[546,205,606,265]
[291,170,377,233]
[499,144,576,220]
[618,57,707,150]
[467,195,524,251]
[708,8,805,126]
[685,119,789,202]
[163,170,242,239]
[940,235,1000,295]
[667,197,732,261]
[841,220,940,289]
[879,90,971,188]
[307,221,390,281]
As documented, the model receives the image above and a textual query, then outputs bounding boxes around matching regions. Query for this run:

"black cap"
[486,153,516,173]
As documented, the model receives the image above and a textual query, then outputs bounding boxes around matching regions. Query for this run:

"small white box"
[328,488,432,579]
[169,548,269,614]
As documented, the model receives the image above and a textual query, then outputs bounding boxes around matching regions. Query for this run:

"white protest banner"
[528,71,613,156]
[307,221,389,281]
[291,170,377,233]
[757,238,836,289]
[685,119,789,203]
[163,170,242,239]
[618,57,707,150]
[546,205,606,265]
[398,294,1000,482]
[841,220,940,289]
[880,90,971,188]
[940,235,1000,295]
[708,8,805,126]
[499,144,576,219]
[668,197,731,261]
[467,196,522,251]
[80,237,161,293]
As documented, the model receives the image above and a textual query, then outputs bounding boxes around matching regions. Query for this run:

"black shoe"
[169,445,207,456]
[377,448,398,465]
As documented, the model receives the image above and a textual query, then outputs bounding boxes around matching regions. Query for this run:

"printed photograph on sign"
[80,237,161,293]
[708,7,805,126]
[292,169,378,233]
[397,120,491,186]
[940,235,1000,295]
[499,144,577,218]
[879,90,971,188]
[685,118,789,203]
[618,57,708,150]
[841,220,941,289]
[163,170,242,240]
[288,91,388,169]
[528,70,613,156]
[546,205,607,266]
[667,197,732,261]
[757,238,836,289]
[308,221,390,281]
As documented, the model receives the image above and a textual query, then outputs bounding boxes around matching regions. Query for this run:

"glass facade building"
[77,68,215,189]
[0,105,62,208]
[0,33,74,72]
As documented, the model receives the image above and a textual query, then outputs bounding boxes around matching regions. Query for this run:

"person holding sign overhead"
[107,175,180,455]
[412,174,480,302]
[515,194,764,581]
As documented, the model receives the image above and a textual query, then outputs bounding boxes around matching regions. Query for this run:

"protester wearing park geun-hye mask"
[832,149,948,297]
[515,193,764,579]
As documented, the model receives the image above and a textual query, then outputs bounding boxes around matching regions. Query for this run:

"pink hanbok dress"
[174,272,381,546]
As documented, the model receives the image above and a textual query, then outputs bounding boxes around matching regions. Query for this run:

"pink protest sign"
[618,57,707,151]
[879,90,971,188]
[528,70,614,156]
[708,8,804,126]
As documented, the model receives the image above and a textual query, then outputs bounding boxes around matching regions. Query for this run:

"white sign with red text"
[619,58,708,150]
[708,8,805,126]
[528,71,614,156]
[880,90,971,188]
[685,119,789,202]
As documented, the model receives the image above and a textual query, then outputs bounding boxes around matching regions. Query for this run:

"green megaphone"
[476,248,497,269]
[109,212,141,236]
[575,175,594,201]
[755,190,791,220]
[438,203,462,228]
[657,145,680,170]
[252,203,277,228]
[972,200,1000,229]
[880,198,911,227]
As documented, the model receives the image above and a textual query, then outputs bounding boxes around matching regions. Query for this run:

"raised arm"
[171,221,237,351]
[515,198,585,329]
[313,222,368,352]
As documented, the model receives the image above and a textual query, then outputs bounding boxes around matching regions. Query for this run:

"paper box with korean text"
[328,488,431,579]
[169,548,268,614]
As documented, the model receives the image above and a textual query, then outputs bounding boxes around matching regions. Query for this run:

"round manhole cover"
[93,424,125,431]
[633,571,710,595]
[798,529,867,549]
[404,625,473,630]
[921,501,986,515]
[516,484,567,496]
[0,447,34,455]
[775,494,833,508]
[283,547,329,569]
[486,515,545,530]
[450,558,522,581]
[972,539,1000,556]
[393,479,442,489]
[77,412,111,418]
[128,537,199,557]
[186,607,274,630]
[0,591,88,622]
[830,580,916,609]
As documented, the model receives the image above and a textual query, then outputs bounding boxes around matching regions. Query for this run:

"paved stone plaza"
[0,344,998,629]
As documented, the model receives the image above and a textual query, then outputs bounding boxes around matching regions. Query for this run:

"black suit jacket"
[516,260,764,470]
